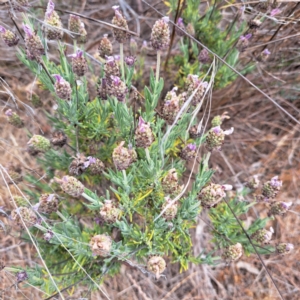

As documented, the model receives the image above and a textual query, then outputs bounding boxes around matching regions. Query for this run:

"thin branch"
[222,198,284,300]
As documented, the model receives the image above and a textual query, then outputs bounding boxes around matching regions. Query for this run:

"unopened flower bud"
[162,197,178,220]
[38,194,59,214]
[262,176,282,199]
[135,117,154,148]
[51,130,67,147]
[112,6,130,43]
[0,26,19,46]
[53,74,72,100]
[5,109,24,128]
[175,18,185,37]
[268,201,292,217]
[11,207,37,229]
[186,23,195,36]
[44,1,63,40]
[112,141,134,170]
[130,38,138,55]
[27,135,51,155]
[16,270,28,283]
[109,75,127,102]
[162,88,180,124]
[44,230,54,242]
[162,169,182,197]
[151,17,170,51]
[55,176,85,197]
[222,243,243,262]
[11,195,27,207]
[98,34,113,58]
[90,234,112,257]
[251,227,274,244]
[78,22,87,44]
[147,256,166,280]
[125,55,136,67]
[246,175,260,189]
[276,243,294,255]
[198,183,232,208]
[180,143,197,161]
[23,24,45,61]
[104,56,120,79]
[198,48,211,64]
[99,200,122,223]
[68,14,81,36]
[87,156,105,175]
[205,126,234,152]
[211,112,230,127]
[69,50,88,77]
[185,75,208,106]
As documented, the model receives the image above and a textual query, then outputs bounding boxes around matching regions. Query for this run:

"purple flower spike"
[111,75,121,85]
[46,0,55,18]
[271,8,281,17]
[162,16,170,23]
[87,156,97,164]
[177,18,183,25]
[22,24,33,37]
[286,243,294,251]
[68,50,83,59]
[52,74,63,83]
[263,49,271,55]
[245,33,252,40]
[0,26,6,34]
[187,143,197,151]
[212,126,221,134]
[138,116,146,133]
[270,176,282,188]
[281,202,292,210]
[112,5,122,19]
[62,176,68,183]
[5,109,13,117]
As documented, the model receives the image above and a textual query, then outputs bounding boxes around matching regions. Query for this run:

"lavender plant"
[0,1,295,297]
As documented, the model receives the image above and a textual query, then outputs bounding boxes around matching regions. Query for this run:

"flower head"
[205,126,234,152]
[135,117,154,148]
[112,5,130,43]
[16,271,28,283]
[151,17,170,51]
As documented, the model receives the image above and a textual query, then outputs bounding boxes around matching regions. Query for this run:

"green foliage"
[168,0,255,88]
[5,3,276,297]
